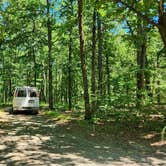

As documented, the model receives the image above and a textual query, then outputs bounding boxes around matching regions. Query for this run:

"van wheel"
[9,108,16,114]
[32,110,38,115]
[9,108,13,114]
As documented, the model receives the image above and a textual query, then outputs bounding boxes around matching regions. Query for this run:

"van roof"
[15,86,38,90]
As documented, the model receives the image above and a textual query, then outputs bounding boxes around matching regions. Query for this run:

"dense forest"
[0,0,166,120]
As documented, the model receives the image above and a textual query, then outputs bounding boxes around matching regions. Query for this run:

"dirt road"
[0,111,166,166]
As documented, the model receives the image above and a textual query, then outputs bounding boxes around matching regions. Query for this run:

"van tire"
[10,108,17,114]
[9,108,13,114]
[32,110,39,115]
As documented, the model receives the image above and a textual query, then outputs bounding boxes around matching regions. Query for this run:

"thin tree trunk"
[91,9,96,113]
[40,68,47,103]
[55,64,58,103]
[106,53,110,95]
[145,55,153,98]
[32,48,37,87]
[32,20,37,87]
[136,45,146,106]
[78,0,91,120]
[97,12,103,96]
[157,53,161,104]
[46,0,53,109]
[68,32,72,111]
[136,19,146,107]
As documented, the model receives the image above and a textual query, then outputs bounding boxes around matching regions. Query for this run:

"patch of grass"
[43,110,60,117]
[40,102,49,107]
[42,110,74,121]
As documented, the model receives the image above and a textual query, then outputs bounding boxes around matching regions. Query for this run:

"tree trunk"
[32,48,37,87]
[158,14,166,56]
[68,32,72,111]
[136,20,146,107]
[78,0,91,120]
[46,0,53,109]
[32,20,37,87]
[136,47,145,104]
[106,53,110,95]
[91,9,97,113]
[55,63,58,103]
[157,53,161,104]
[40,68,47,103]
[158,1,166,55]
[145,55,153,98]
[97,12,103,96]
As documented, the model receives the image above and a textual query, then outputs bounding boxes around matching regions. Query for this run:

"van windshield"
[16,90,27,97]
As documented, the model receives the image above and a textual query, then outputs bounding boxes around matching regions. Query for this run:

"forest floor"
[0,107,166,166]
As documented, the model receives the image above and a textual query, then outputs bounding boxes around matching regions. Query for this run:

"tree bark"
[136,19,146,107]
[32,48,37,87]
[78,0,91,120]
[68,32,72,111]
[106,53,110,95]
[91,9,97,113]
[46,0,53,109]
[32,20,37,87]
[157,53,161,104]
[97,12,103,96]
[145,55,153,98]
[158,14,166,55]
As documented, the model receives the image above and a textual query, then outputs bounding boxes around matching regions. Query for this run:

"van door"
[28,89,39,108]
[13,88,28,110]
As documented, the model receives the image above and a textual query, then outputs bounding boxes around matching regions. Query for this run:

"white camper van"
[12,86,39,114]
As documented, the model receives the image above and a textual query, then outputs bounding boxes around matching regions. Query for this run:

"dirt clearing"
[0,111,166,166]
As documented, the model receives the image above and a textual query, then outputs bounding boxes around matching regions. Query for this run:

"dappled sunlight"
[143,134,157,140]
[0,111,166,165]
[151,141,166,147]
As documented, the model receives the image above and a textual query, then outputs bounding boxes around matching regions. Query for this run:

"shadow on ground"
[0,111,166,166]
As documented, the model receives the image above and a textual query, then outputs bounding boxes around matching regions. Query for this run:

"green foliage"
[0,0,166,121]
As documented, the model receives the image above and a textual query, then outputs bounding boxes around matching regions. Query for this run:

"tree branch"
[112,0,159,27]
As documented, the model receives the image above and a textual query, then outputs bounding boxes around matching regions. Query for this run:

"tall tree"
[68,30,72,111]
[46,0,53,109]
[78,0,91,120]
[136,19,147,106]
[91,8,97,113]
[97,11,103,96]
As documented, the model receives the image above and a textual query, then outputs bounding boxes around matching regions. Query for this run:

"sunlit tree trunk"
[46,0,53,109]
[78,0,91,120]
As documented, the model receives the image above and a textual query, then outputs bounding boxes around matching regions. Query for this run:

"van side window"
[30,91,37,97]
[17,90,27,97]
